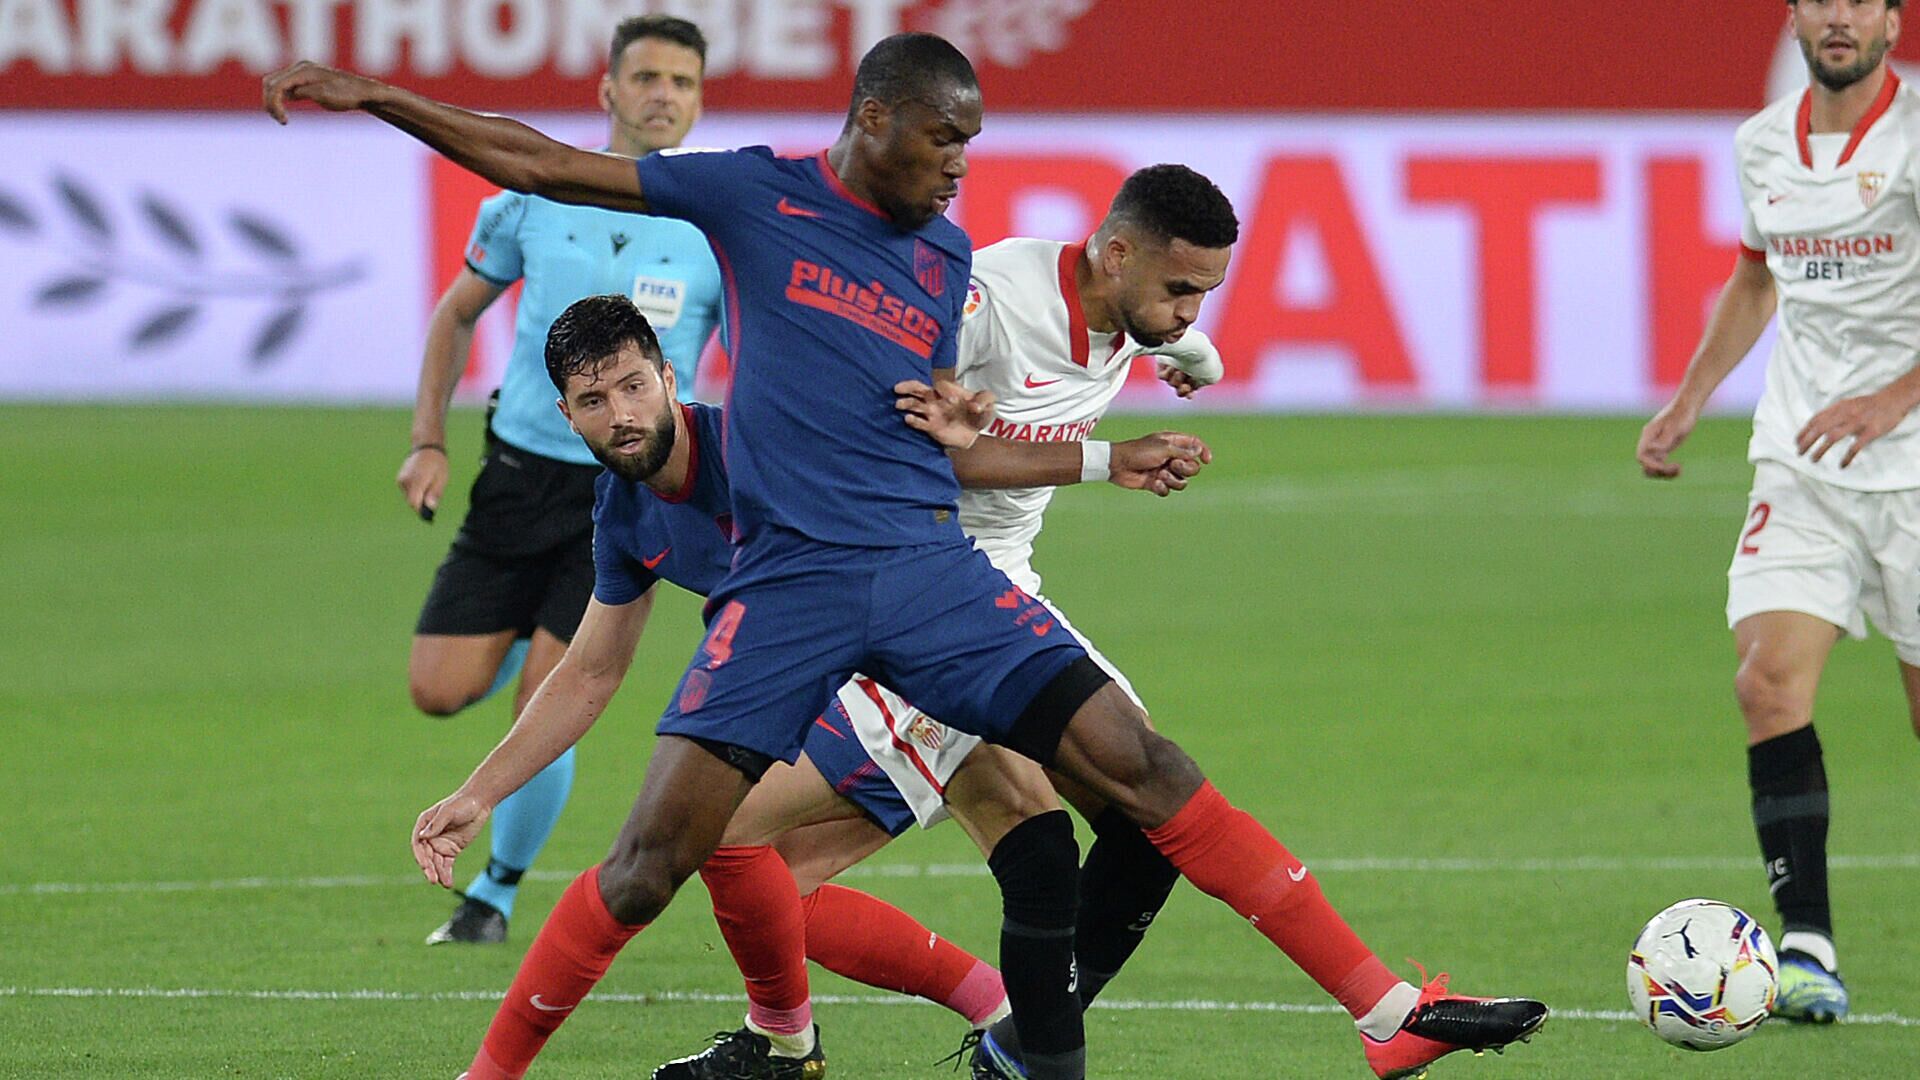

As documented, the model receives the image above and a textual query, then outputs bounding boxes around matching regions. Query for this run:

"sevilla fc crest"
[914,240,946,298]
[1859,171,1886,209]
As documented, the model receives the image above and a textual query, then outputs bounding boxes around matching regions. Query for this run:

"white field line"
[1100,461,1757,518]
[3,985,1917,1029]
[5,854,1918,898]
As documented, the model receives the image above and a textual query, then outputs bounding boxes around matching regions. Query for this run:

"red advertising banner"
[0,0,1874,112]
[0,112,1776,411]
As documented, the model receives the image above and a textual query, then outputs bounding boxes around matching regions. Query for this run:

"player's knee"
[987,809,1080,928]
[408,677,475,718]
[1733,657,1810,730]
[1083,722,1202,828]
[596,850,682,926]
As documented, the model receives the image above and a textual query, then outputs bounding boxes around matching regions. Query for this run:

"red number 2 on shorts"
[704,600,746,667]
[1739,502,1772,555]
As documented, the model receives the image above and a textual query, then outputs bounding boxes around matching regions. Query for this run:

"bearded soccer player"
[267,31,1547,1080]
[1638,0,1918,1024]
[423,292,1203,1079]
[399,15,721,946]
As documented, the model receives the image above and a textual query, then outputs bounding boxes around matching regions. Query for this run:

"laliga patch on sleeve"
[963,280,984,318]
[632,275,687,331]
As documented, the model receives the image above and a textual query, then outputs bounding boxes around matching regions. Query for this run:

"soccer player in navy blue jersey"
[268,33,1548,1080]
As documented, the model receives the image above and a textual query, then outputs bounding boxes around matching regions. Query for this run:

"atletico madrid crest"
[914,240,946,298]
[1859,171,1886,209]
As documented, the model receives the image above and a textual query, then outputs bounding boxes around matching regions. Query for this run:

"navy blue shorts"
[803,697,914,837]
[657,527,1086,767]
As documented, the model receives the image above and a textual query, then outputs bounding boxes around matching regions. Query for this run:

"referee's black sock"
[987,810,1085,1080]
[1749,726,1834,963]
[1073,806,1180,1006]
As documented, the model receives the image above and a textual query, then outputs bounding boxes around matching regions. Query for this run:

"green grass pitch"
[4,404,1916,1078]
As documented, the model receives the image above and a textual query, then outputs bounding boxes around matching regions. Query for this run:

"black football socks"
[987,810,1085,1080]
[1749,725,1834,967]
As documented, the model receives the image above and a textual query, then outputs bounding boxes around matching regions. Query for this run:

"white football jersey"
[952,237,1214,590]
[1738,73,1920,491]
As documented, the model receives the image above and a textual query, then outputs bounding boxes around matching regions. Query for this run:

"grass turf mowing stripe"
[6,854,1918,897]
[6,986,1917,1028]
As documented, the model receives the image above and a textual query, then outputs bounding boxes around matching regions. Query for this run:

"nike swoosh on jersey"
[1024,374,1062,389]
[642,548,671,569]
[1768,192,1791,204]
[776,198,821,219]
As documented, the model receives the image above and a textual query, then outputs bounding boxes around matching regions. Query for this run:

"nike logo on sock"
[1288,865,1309,882]
[529,994,575,1013]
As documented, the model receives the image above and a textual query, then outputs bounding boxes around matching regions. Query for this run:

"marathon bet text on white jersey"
[1738,72,1920,491]
[840,237,1212,825]
[953,236,1217,592]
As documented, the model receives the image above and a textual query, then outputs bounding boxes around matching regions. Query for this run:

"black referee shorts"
[415,435,602,643]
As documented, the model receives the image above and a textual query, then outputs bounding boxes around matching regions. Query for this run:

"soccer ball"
[1627,898,1779,1051]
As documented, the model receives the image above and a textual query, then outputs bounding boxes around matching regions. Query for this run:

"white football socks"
[745,1016,817,1058]
[1780,931,1838,973]
[1356,981,1422,1041]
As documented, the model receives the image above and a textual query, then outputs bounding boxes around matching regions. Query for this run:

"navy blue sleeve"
[635,148,761,238]
[590,480,656,606]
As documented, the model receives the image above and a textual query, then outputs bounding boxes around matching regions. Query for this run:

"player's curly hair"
[847,33,978,121]
[610,14,707,74]
[545,294,665,396]
[1108,165,1240,250]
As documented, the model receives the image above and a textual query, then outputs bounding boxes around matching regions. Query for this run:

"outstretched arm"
[264,62,649,213]
[411,590,656,886]
[948,430,1210,496]
[899,375,1211,495]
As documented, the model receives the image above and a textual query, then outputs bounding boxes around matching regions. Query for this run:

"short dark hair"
[544,294,664,396]
[1107,165,1239,250]
[847,32,978,120]
[609,15,707,74]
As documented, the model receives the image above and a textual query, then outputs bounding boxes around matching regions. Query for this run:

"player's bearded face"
[1114,237,1231,347]
[1796,4,1899,90]
[567,356,678,482]
[592,396,676,482]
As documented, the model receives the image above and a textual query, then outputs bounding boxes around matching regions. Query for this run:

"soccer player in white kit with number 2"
[1638,0,1917,1025]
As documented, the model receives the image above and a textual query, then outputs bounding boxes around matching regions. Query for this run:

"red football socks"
[1145,782,1402,1020]
[700,845,814,1036]
[466,865,646,1080]
[802,883,1008,1025]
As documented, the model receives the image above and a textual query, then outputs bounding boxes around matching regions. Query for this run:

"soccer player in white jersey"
[1637,0,1915,1024]
[738,165,1546,1080]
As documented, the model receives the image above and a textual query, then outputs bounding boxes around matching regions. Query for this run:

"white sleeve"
[953,277,994,378]
[1735,140,1765,254]
[1148,328,1223,386]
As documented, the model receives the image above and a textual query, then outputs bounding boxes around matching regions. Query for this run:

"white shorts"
[835,593,1145,829]
[1726,461,1920,662]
